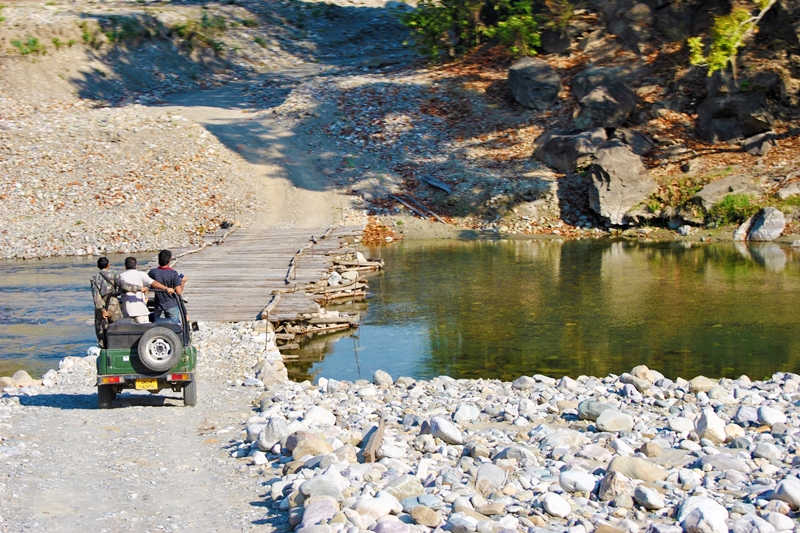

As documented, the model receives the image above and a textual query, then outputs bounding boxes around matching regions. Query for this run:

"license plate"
[135,379,158,390]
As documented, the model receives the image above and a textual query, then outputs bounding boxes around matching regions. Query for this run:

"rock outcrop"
[588,140,658,225]
[507,57,562,111]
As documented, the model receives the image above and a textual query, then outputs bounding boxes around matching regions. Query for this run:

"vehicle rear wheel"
[97,385,115,409]
[138,327,182,372]
[183,380,197,407]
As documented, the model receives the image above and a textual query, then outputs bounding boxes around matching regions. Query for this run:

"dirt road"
[1,384,275,532]
[161,76,356,231]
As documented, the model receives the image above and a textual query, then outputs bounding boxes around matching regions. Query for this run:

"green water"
[287,238,800,383]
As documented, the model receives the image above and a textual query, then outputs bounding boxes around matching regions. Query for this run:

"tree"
[688,0,778,84]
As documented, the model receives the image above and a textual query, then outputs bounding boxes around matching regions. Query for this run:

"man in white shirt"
[118,257,175,323]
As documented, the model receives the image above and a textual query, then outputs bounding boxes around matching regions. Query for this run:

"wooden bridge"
[172,226,366,323]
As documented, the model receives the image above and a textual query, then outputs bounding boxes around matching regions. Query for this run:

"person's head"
[158,249,173,267]
[97,257,110,270]
[124,257,137,270]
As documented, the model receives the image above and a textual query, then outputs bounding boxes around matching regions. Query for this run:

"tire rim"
[145,338,173,362]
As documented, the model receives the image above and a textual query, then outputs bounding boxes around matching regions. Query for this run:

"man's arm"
[150,280,175,294]
[113,274,143,294]
[175,274,187,296]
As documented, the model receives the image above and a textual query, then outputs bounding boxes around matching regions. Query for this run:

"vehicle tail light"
[101,376,122,384]
[168,373,190,381]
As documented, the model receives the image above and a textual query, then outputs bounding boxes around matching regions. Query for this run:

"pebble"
[16,345,800,533]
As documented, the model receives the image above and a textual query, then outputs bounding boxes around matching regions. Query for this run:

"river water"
[0,254,153,378]
[286,238,800,383]
[4,240,800,383]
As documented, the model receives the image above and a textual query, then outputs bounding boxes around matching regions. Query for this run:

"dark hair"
[158,249,172,267]
[97,257,110,270]
[124,257,137,270]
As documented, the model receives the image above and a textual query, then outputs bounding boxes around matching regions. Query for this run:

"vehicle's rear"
[95,296,198,408]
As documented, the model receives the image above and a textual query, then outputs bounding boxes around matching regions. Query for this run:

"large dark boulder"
[507,57,562,111]
[540,29,571,55]
[574,82,638,129]
[696,93,774,143]
[533,128,607,173]
[588,140,658,225]
[572,66,624,100]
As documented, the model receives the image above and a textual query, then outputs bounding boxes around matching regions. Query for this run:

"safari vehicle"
[96,294,198,408]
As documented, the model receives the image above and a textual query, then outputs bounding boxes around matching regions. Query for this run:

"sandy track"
[0,383,280,532]
[161,81,356,231]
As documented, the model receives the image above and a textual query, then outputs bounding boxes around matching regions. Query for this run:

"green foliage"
[688,0,776,80]
[544,0,573,31]
[52,37,63,49]
[254,35,267,47]
[11,36,46,55]
[78,21,101,48]
[688,8,751,76]
[102,15,151,42]
[484,0,539,58]
[242,17,258,27]
[171,13,228,54]
[652,175,707,210]
[201,12,227,32]
[710,194,759,225]
[402,0,541,60]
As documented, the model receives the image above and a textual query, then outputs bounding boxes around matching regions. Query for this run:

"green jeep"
[96,296,198,408]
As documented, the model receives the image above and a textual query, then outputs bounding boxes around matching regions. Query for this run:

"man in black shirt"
[148,249,187,323]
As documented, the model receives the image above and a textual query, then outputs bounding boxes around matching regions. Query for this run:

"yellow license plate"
[135,379,158,390]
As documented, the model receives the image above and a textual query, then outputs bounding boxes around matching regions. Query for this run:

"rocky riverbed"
[2,321,800,532]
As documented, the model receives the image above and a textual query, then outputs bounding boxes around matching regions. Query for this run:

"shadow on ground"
[19,390,184,409]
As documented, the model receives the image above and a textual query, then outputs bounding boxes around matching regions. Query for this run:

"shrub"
[102,15,152,42]
[484,0,539,58]
[710,194,759,225]
[402,0,542,60]
[11,36,46,55]
[242,18,258,27]
[254,36,267,47]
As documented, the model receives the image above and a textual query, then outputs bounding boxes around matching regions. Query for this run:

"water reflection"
[290,239,800,382]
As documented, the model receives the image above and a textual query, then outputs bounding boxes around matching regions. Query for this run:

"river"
[286,238,800,383]
[3,240,800,384]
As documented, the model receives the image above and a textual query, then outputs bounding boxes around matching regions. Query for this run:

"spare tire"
[138,327,182,372]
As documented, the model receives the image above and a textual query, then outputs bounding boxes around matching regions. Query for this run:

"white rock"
[596,409,635,432]
[305,406,337,426]
[733,514,775,533]
[634,485,665,510]
[559,470,597,493]
[429,417,463,445]
[695,409,726,444]
[373,370,393,386]
[757,406,787,427]
[678,496,729,533]
[762,512,794,532]
[669,417,696,433]
[769,477,800,510]
[542,493,571,518]
[453,404,481,424]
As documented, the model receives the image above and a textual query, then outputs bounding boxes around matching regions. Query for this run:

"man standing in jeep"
[148,249,188,323]
[91,257,144,348]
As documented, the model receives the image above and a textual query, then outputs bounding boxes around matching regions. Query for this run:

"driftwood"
[308,315,356,325]
[278,342,300,350]
[389,194,428,219]
[419,176,454,195]
[258,293,282,320]
[402,193,447,224]
[362,415,385,463]
[333,260,383,269]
